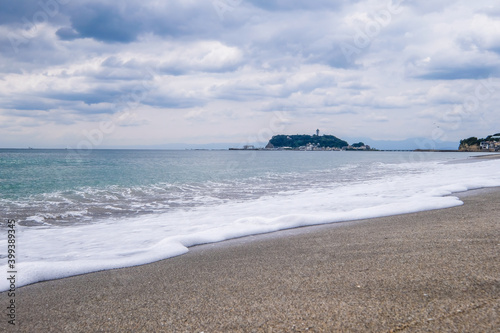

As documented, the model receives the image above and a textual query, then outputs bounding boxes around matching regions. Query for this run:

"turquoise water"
[1,148,471,197]
[0,149,465,220]
[0,148,485,228]
[2,148,500,291]
[0,149,487,227]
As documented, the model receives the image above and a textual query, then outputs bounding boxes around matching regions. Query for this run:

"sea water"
[1,149,500,291]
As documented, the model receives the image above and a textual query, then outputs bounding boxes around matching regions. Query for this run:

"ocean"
[1,149,500,291]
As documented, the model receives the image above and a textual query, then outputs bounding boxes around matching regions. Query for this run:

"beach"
[3,187,499,332]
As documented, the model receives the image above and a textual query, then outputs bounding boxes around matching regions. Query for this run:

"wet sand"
[2,188,499,332]
[471,153,500,159]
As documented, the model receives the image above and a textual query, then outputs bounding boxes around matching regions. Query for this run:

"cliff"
[459,133,500,151]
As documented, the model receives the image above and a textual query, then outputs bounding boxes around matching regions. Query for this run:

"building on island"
[479,140,500,151]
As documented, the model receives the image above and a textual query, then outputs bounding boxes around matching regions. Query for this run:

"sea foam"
[1,157,500,292]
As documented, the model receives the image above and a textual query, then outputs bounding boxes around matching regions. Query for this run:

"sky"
[1,0,500,149]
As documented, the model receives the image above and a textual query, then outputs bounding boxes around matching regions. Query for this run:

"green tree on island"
[269,134,348,148]
[458,133,500,150]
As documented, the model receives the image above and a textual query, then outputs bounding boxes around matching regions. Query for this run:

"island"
[230,130,376,151]
[265,130,373,151]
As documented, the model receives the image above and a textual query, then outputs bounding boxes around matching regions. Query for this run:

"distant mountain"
[95,143,246,150]
[343,137,459,150]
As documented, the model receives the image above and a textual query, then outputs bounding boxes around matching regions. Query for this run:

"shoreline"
[470,153,500,159]
[2,187,499,332]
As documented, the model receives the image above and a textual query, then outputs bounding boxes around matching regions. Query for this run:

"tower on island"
[316,129,320,136]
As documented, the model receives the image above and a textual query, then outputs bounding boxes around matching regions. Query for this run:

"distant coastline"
[459,132,500,152]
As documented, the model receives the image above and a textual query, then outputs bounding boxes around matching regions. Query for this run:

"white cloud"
[0,0,499,148]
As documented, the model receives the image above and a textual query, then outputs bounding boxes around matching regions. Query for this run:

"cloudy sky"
[1,0,499,149]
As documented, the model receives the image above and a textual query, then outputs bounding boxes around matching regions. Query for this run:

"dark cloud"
[42,80,208,111]
[317,42,364,69]
[247,38,357,69]
[2,97,54,111]
[43,90,124,106]
[140,94,206,109]
[403,0,457,14]
[0,0,69,35]
[55,27,81,40]
[1,0,223,44]
[416,66,499,80]
[67,3,142,43]
[477,6,500,17]
[0,0,48,25]
[59,1,223,43]
[248,0,350,11]
[490,47,500,55]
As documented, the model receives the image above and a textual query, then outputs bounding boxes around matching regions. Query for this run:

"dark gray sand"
[2,188,499,332]
[471,153,500,160]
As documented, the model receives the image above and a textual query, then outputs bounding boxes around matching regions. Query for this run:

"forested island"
[268,134,347,149]
[264,133,372,151]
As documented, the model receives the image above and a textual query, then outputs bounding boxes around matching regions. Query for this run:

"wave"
[1,157,500,291]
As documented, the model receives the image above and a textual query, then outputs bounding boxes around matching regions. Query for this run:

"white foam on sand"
[1,158,500,291]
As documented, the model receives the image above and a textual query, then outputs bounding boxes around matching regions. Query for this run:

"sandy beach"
[3,188,499,332]
[471,153,500,159]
